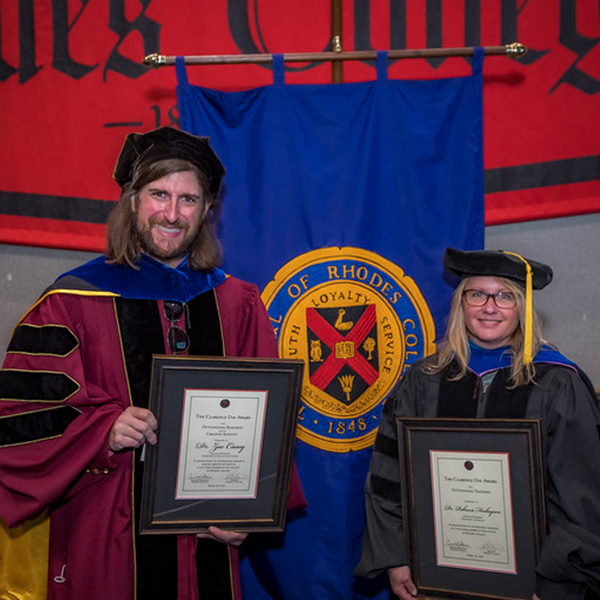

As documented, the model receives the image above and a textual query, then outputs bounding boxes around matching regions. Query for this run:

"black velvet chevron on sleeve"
[7,324,78,356]
[0,370,79,402]
[0,405,81,446]
[373,430,399,460]
[369,473,402,504]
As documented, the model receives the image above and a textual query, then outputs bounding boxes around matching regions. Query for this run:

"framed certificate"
[397,418,546,600]
[140,356,304,534]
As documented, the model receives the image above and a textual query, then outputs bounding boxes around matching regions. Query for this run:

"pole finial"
[505,42,527,59]
[143,53,167,68]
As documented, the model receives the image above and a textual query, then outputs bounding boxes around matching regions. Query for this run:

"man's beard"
[133,216,197,263]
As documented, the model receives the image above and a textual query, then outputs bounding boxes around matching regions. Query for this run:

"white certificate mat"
[430,450,516,574]
[176,388,267,499]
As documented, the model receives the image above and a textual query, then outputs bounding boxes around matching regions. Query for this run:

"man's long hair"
[423,277,545,387]
[106,158,222,271]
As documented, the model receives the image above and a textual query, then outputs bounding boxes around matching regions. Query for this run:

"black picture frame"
[140,356,304,534]
[397,418,546,600]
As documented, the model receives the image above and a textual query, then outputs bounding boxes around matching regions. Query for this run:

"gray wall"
[1,213,599,387]
[0,244,97,357]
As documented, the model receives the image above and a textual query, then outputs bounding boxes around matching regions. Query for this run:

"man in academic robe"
[0,127,304,600]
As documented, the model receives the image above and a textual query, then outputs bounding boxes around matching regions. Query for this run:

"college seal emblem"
[262,247,435,452]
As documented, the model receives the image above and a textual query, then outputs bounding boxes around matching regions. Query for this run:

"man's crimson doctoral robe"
[0,255,305,600]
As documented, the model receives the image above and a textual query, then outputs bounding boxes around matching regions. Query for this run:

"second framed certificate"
[397,418,546,600]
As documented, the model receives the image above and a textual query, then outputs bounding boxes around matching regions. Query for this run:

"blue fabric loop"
[175,56,188,87]
[472,46,484,77]
[376,51,388,81]
[272,54,285,86]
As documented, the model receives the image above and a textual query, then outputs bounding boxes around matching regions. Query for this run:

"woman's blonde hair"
[423,277,545,387]
[105,158,222,271]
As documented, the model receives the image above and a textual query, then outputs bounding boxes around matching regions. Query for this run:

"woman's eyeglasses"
[163,301,190,354]
[462,289,517,309]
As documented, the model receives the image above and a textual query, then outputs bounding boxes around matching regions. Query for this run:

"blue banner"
[177,50,484,599]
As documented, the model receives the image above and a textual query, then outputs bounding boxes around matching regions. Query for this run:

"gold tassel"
[502,251,533,364]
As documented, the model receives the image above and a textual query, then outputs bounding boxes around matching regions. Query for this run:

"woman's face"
[461,276,520,349]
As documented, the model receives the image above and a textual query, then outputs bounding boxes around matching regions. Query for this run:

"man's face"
[132,170,208,267]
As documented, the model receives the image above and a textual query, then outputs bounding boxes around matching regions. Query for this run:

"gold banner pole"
[144,43,527,69]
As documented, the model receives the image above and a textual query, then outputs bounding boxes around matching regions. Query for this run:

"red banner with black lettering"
[1,0,599,251]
